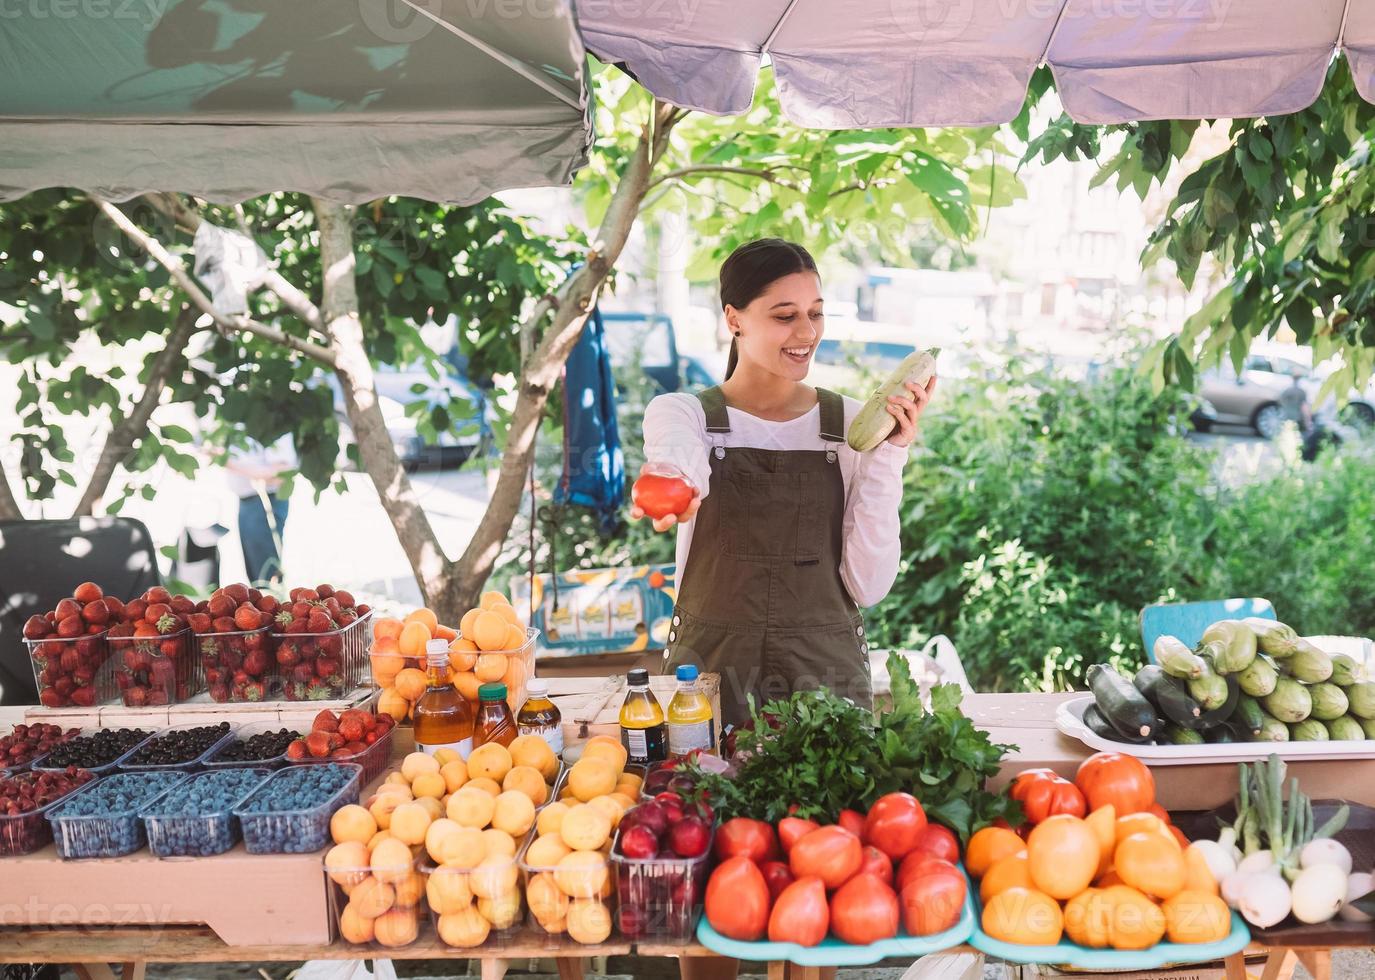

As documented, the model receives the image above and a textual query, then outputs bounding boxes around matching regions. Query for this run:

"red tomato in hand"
[767,876,829,947]
[790,825,863,889]
[910,823,960,864]
[760,861,796,902]
[858,845,893,885]
[863,792,928,860]
[715,818,780,864]
[830,873,899,945]
[778,816,821,856]
[899,859,967,937]
[1075,752,1155,815]
[632,472,694,520]
[1010,768,1087,824]
[705,856,770,941]
[838,809,866,839]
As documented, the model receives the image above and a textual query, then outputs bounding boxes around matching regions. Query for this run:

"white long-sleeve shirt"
[642,392,908,608]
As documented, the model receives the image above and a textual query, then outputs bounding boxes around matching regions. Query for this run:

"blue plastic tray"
[968,896,1251,968]
[696,879,975,966]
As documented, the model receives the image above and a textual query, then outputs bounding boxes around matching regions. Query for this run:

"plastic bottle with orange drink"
[413,638,475,759]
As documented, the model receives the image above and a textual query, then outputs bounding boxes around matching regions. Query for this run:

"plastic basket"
[141,767,271,857]
[33,728,160,776]
[25,631,115,708]
[0,769,98,856]
[418,855,526,950]
[518,831,616,947]
[197,624,278,702]
[49,770,189,859]
[117,722,237,773]
[301,725,394,785]
[325,851,427,950]
[234,763,362,854]
[201,721,302,770]
[277,612,372,702]
[610,822,712,943]
[110,627,201,706]
[0,723,82,776]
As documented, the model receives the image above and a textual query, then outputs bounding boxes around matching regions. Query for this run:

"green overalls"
[664,385,872,731]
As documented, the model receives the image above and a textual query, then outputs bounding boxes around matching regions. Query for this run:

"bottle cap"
[627,668,650,686]
[425,639,449,654]
[525,678,548,698]
[478,682,507,701]
[675,664,699,682]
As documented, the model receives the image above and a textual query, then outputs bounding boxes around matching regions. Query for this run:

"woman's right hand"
[629,495,701,533]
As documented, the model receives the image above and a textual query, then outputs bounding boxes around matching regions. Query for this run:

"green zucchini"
[1088,664,1161,741]
[1155,635,1207,680]
[1233,696,1265,738]
[1205,725,1238,744]
[1195,673,1241,727]
[1188,659,1232,712]
[1201,620,1258,674]
[1083,703,1148,743]
[1134,665,1204,729]
[847,349,939,452]
[1163,723,1206,745]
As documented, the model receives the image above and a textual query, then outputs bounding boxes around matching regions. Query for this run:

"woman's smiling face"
[726,271,824,381]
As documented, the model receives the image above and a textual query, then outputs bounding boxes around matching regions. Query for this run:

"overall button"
[672,616,681,626]
[669,631,678,643]
[856,625,865,637]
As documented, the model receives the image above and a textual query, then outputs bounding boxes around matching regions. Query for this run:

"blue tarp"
[555,306,624,528]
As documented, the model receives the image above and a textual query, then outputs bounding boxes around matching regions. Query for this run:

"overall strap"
[817,388,845,443]
[697,386,732,434]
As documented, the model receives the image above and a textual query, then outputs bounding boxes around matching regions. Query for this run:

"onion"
[1339,872,1374,923]
[1300,838,1353,875]
[1291,864,1347,925]
[1237,871,1292,928]
[1238,850,1276,874]
[1221,870,1253,910]
[1192,840,1238,884]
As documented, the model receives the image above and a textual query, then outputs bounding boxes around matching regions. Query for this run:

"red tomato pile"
[703,793,969,948]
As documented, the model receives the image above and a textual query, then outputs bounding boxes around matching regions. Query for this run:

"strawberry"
[208,593,236,618]
[316,584,335,599]
[323,597,342,619]
[208,683,230,703]
[147,689,169,706]
[160,637,181,657]
[187,613,213,634]
[55,676,77,697]
[286,619,309,635]
[123,598,148,622]
[224,583,250,604]
[144,586,171,604]
[304,731,332,758]
[154,613,180,635]
[291,662,315,685]
[243,650,268,676]
[22,614,51,639]
[256,595,279,614]
[242,681,266,702]
[247,587,263,604]
[291,601,314,620]
[338,716,365,742]
[145,602,172,623]
[39,689,65,708]
[70,686,97,707]
[306,683,334,701]
[337,610,358,626]
[345,741,368,755]
[81,599,110,626]
[286,739,309,760]
[318,635,343,657]
[103,596,125,619]
[274,610,294,629]
[306,608,334,633]
[60,648,81,673]
[315,656,340,679]
[293,588,320,603]
[72,582,103,603]
[364,730,378,745]
[330,747,354,760]
[233,605,263,631]
[313,710,339,733]
[170,595,195,615]
[213,616,238,633]
[356,604,371,617]
[276,645,301,668]
[56,616,83,638]
[328,732,345,750]
[333,590,356,610]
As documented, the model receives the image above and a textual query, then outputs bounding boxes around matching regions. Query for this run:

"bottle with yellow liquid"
[619,667,667,764]
[413,638,475,759]
[666,664,715,757]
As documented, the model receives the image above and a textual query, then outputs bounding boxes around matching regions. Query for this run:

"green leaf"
[159,424,194,443]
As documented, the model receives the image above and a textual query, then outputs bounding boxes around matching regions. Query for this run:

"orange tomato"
[1100,885,1166,950]
[1182,845,1219,896]
[1162,890,1230,944]
[1027,815,1100,901]
[965,827,1027,879]
[1115,832,1186,901]
[1075,753,1155,816]
[1085,805,1116,877]
[1168,824,1191,850]
[981,887,1063,946]
[979,851,1033,905]
[1114,812,1175,848]
[1064,888,1113,948]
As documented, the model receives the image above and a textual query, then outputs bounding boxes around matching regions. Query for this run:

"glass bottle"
[473,682,517,749]
[517,677,564,756]
[666,664,715,757]
[619,667,667,764]
[413,638,475,759]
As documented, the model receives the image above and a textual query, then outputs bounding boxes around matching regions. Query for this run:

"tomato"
[1148,803,1171,824]
[1010,768,1087,824]
[899,859,967,937]
[790,825,863,889]
[778,816,821,856]
[898,852,958,894]
[863,792,928,861]
[632,471,694,520]
[715,818,781,864]
[858,845,893,885]
[838,809,866,839]
[911,823,960,865]
[705,856,770,941]
[767,876,829,947]
[1075,753,1156,816]
[760,861,796,902]
[830,873,899,945]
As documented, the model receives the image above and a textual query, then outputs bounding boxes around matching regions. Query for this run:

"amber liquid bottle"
[619,667,667,764]
[517,677,563,755]
[413,638,475,759]
[473,682,518,749]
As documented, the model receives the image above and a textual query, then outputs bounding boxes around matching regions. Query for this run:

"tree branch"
[91,196,337,367]
[0,462,22,521]
[71,305,199,518]
[645,165,791,193]
[311,198,451,601]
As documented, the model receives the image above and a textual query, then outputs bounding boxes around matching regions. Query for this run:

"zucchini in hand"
[1087,664,1161,741]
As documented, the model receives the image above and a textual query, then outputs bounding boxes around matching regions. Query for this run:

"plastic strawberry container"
[422,856,525,951]
[0,724,82,776]
[0,769,98,856]
[25,631,115,708]
[277,612,372,702]
[141,767,272,857]
[117,722,237,773]
[201,721,302,770]
[518,833,616,947]
[325,852,427,950]
[110,627,202,706]
[49,770,189,859]
[234,762,361,854]
[197,624,278,703]
[301,725,394,786]
[609,824,712,943]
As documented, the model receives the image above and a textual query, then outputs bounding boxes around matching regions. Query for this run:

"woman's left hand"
[885,375,937,448]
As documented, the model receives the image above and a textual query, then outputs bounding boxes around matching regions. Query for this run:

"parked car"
[1194,349,1375,438]
[601,312,722,393]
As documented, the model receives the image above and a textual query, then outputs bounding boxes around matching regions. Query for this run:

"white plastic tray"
[1056,696,1375,766]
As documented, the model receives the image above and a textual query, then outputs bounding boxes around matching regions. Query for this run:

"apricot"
[411,771,446,800]
[491,791,536,837]
[475,653,507,683]
[370,838,414,885]
[373,907,419,948]
[554,851,608,899]
[481,828,518,859]
[389,802,432,846]
[469,853,519,900]
[471,611,509,652]
[405,607,439,634]
[581,736,628,773]
[427,867,474,914]
[369,793,405,830]
[466,777,503,798]
[478,892,523,930]
[448,787,496,829]
[467,743,513,783]
[567,899,612,945]
[525,833,571,868]
[348,875,395,918]
[527,871,569,924]
[587,795,624,830]
[398,620,432,658]
[325,842,371,890]
[453,671,482,702]
[377,688,410,724]
[428,821,486,867]
[339,902,376,944]
[440,759,469,793]
[537,802,569,837]
[560,804,612,852]
[330,805,378,846]
[510,735,560,783]
[502,623,527,651]
[567,759,617,803]
[393,871,426,908]
[394,668,428,702]
[502,765,549,806]
[415,796,444,822]
[437,906,490,948]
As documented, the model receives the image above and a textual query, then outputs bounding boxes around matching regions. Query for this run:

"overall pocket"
[718,471,819,564]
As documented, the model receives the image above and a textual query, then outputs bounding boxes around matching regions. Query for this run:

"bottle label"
[668,719,714,756]
[621,723,667,764]
[419,737,473,761]
[520,722,564,755]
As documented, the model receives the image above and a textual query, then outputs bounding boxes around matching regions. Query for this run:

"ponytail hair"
[719,238,818,381]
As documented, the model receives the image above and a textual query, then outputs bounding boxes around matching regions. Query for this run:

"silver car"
[1195,353,1375,438]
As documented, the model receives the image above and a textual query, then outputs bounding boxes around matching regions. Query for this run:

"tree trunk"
[0,467,21,521]
[311,199,453,610]
[72,305,199,517]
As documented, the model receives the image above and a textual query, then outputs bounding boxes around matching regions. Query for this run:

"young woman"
[634,239,936,730]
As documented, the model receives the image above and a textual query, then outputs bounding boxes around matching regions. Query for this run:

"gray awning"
[0,0,591,203]
[575,0,1364,127]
